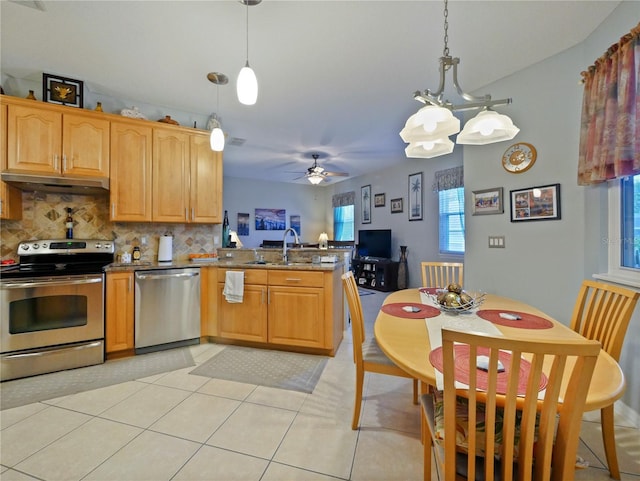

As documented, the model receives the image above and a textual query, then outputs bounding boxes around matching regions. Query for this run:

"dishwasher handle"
[136,271,200,281]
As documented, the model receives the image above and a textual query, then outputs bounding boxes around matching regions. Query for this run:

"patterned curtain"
[578,23,640,185]
[432,166,464,192]
[332,191,355,207]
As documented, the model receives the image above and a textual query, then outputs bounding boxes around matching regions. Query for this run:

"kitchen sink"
[245,261,311,266]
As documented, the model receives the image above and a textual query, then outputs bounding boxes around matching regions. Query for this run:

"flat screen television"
[358,229,392,260]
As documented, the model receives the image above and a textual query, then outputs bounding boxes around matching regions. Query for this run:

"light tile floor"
[1,291,639,481]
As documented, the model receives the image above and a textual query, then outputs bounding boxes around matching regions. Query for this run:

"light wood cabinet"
[213,267,343,355]
[267,270,325,348]
[4,97,109,178]
[190,133,223,223]
[217,269,268,342]
[152,127,222,223]
[109,121,153,222]
[0,103,22,220]
[105,271,135,356]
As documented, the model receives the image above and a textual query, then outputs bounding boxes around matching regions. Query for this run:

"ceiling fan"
[295,154,349,184]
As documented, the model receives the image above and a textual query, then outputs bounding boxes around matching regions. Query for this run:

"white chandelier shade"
[405,138,455,159]
[456,110,520,145]
[237,61,258,105]
[399,105,461,143]
[210,119,225,152]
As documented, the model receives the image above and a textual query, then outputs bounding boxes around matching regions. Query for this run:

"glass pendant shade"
[307,173,324,185]
[400,105,460,143]
[237,62,258,105]
[210,126,225,152]
[405,138,454,159]
[456,110,519,145]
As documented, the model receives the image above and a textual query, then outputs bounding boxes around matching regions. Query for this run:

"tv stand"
[352,258,399,292]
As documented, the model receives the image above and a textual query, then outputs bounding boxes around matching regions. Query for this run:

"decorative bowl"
[429,290,486,314]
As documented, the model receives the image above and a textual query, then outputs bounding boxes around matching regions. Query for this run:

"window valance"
[578,22,640,185]
[332,191,355,208]
[432,166,464,192]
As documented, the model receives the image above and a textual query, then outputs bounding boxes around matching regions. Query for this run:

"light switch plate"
[488,236,505,248]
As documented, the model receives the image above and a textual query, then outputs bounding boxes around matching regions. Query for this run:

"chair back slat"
[342,272,365,364]
[570,280,639,360]
[420,262,463,288]
[438,328,600,481]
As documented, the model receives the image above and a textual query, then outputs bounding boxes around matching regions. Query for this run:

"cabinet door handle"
[111,203,115,218]
[53,154,59,170]
[191,208,195,221]
[62,154,67,172]
[285,278,302,282]
[128,276,132,292]
[261,288,265,304]
[185,208,188,221]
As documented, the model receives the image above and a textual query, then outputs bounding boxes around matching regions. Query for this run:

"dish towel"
[223,271,244,303]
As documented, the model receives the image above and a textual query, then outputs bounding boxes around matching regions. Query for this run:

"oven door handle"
[2,277,103,289]
[136,272,199,280]
[2,341,103,360]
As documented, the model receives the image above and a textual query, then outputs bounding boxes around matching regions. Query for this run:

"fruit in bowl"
[434,284,484,312]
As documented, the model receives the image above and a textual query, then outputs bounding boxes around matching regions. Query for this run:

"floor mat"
[189,346,327,393]
[1,347,195,410]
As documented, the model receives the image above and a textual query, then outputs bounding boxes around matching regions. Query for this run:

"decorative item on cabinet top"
[120,106,147,119]
[158,115,179,125]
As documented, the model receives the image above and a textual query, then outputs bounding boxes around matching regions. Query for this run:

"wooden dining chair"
[420,328,601,481]
[341,271,418,430]
[569,279,639,480]
[420,262,464,288]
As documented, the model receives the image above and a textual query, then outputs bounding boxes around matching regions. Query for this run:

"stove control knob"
[103,243,112,250]
[94,242,101,248]
[32,244,40,250]
[20,245,29,251]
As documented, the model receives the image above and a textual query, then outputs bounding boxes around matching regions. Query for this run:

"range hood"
[1,172,109,195]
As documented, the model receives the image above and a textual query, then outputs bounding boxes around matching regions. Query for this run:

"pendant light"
[207,72,228,152]
[401,0,518,158]
[237,0,260,105]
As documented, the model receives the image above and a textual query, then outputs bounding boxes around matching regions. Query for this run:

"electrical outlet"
[488,236,505,248]
[141,236,147,246]
[214,236,220,245]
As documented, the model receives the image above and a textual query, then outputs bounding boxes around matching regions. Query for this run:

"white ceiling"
[1,0,620,185]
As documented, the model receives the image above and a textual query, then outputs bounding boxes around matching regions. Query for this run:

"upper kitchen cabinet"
[152,126,223,223]
[3,96,109,178]
[0,103,22,220]
[110,120,153,222]
[190,132,223,223]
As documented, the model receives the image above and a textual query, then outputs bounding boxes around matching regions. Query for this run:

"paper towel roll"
[158,235,173,262]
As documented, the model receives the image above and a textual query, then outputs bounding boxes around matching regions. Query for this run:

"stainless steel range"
[0,239,114,381]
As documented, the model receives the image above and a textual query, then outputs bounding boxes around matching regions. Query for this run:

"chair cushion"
[431,390,538,459]
[362,336,396,366]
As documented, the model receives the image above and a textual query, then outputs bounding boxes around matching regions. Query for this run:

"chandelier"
[237,0,261,105]
[400,0,519,158]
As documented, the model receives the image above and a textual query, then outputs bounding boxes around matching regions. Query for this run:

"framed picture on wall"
[43,73,84,108]
[510,183,561,222]
[237,213,250,235]
[408,172,423,221]
[361,185,371,224]
[374,193,385,207]
[290,215,301,236]
[255,208,286,230]
[472,187,504,215]
[390,198,403,213]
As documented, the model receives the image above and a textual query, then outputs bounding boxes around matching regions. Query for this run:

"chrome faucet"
[282,228,300,262]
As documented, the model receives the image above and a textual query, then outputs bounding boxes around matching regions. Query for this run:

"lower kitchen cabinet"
[216,268,268,342]
[105,271,134,356]
[214,267,342,355]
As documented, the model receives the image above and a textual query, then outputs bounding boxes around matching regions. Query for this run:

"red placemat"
[381,302,440,319]
[429,345,548,395]
[419,287,440,295]
[476,310,554,329]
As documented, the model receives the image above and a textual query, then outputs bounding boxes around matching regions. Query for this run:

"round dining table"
[374,289,625,411]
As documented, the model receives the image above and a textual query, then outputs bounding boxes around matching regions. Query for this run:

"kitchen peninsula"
[105,247,346,359]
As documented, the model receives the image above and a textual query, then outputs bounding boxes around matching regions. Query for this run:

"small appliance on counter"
[158,234,173,262]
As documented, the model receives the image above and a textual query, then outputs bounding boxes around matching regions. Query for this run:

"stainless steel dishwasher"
[134,267,201,354]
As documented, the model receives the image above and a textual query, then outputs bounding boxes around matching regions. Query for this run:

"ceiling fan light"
[210,126,225,151]
[404,138,454,159]
[237,62,258,105]
[307,173,324,185]
[457,110,519,145]
[400,106,460,143]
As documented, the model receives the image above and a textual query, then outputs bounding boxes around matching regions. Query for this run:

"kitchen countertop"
[105,259,344,272]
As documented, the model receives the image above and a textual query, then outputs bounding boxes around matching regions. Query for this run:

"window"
[333,205,354,241]
[597,174,640,288]
[621,174,639,269]
[438,187,465,254]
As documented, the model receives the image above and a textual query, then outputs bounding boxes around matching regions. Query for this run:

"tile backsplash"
[1,191,219,262]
